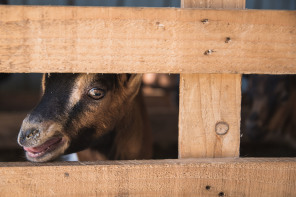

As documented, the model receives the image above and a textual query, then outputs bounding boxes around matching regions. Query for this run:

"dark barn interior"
[1,73,296,161]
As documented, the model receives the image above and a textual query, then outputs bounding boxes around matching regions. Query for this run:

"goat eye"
[88,88,105,100]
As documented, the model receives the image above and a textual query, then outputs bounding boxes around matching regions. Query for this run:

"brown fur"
[77,91,152,161]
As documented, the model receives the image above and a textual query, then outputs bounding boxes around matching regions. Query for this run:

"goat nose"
[249,112,259,121]
[24,128,40,140]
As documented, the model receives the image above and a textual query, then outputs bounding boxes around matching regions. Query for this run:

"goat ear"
[125,74,142,99]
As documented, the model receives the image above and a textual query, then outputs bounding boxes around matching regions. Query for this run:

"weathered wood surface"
[0,6,295,74]
[181,0,245,8]
[179,74,241,158]
[178,0,243,158]
[0,158,295,197]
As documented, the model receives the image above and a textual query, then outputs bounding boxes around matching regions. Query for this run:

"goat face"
[18,73,141,162]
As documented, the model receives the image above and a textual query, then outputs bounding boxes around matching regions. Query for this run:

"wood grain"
[179,74,241,158]
[181,0,245,8]
[0,6,295,74]
[178,0,243,159]
[0,158,295,197]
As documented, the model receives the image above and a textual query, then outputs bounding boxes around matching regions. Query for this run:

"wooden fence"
[0,0,295,196]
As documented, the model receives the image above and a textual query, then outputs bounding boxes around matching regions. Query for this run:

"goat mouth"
[23,137,65,159]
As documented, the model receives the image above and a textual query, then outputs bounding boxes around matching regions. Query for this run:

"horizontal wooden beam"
[0,6,295,74]
[0,158,295,196]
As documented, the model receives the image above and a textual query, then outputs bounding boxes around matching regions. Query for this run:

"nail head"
[225,37,231,43]
[204,49,214,55]
[201,19,209,24]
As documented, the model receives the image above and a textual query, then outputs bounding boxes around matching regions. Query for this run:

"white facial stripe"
[67,74,97,111]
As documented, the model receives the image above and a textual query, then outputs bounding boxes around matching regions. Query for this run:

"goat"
[17,73,152,162]
[245,75,296,149]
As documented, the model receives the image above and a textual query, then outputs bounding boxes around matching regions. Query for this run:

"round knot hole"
[215,122,229,135]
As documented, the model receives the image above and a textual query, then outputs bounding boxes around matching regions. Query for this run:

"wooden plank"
[181,0,245,8]
[0,158,295,197]
[0,6,295,74]
[179,74,241,158]
[178,0,243,158]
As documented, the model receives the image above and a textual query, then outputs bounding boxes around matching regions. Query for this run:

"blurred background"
[0,0,295,161]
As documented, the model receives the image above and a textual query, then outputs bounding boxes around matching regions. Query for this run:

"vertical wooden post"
[178,0,245,158]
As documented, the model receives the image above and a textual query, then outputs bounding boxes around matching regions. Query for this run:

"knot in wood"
[215,122,229,135]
